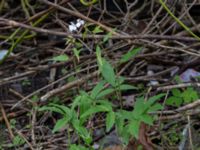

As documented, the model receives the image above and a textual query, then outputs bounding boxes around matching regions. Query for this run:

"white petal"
[76,22,81,28]
[80,20,85,25]
[69,25,77,32]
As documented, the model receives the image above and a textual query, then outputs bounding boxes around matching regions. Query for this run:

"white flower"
[77,19,85,25]
[76,22,82,28]
[68,19,85,32]
[69,22,77,32]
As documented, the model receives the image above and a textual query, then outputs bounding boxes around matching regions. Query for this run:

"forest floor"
[0,0,200,150]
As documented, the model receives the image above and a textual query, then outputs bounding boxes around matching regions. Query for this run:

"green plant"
[38,44,165,147]
[38,103,92,145]
[5,135,26,148]
[22,79,31,86]
[120,47,142,64]
[7,119,26,147]
[166,87,199,107]
[38,47,138,145]
[51,54,69,62]
[69,144,88,150]
[12,135,26,147]
[10,119,17,129]
[115,94,164,143]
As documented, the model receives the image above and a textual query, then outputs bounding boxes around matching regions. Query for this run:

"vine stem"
[159,0,200,41]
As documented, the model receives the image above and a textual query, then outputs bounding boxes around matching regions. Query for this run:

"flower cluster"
[69,19,85,32]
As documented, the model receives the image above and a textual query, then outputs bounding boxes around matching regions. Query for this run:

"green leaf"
[103,31,113,43]
[182,87,199,103]
[132,97,146,117]
[115,114,125,135]
[92,26,103,34]
[53,117,69,133]
[38,106,65,115]
[13,135,25,146]
[80,105,110,119]
[166,96,183,106]
[69,144,88,150]
[79,95,92,117]
[140,114,153,125]
[51,54,69,62]
[71,95,82,110]
[100,59,116,87]
[106,111,115,132]
[72,48,81,61]
[189,89,199,100]
[171,89,181,97]
[146,93,165,108]
[49,104,72,118]
[148,103,163,112]
[120,47,142,63]
[90,80,106,99]
[119,84,138,90]
[117,76,125,85]
[120,126,131,145]
[98,100,113,111]
[96,45,103,66]
[119,110,133,120]
[96,88,115,99]
[74,125,92,144]
[128,119,140,139]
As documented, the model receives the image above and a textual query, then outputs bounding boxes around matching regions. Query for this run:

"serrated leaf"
[115,115,124,135]
[80,90,90,98]
[148,103,163,112]
[132,97,145,117]
[73,125,92,144]
[79,95,92,117]
[106,111,115,132]
[38,106,65,115]
[80,105,110,119]
[140,114,153,125]
[13,135,25,146]
[171,88,181,97]
[166,96,182,106]
[96,45,103,66]
[119,110,133,120]
[146,93,165,107]
[120,47,142,63]
[49,104,72,118]
[53,117,69,133]
[71,95,82,110]
[128,119,140,139]
[69,144,88,150]
[119,84,138,90]
[51,54,69,62]
[100,59,116,86]
[98,100,113,111]
[91,80,106,99]
[182,87,199,103]
[120,125,131,145]
[96,88,115,99]
[92,26,103,34]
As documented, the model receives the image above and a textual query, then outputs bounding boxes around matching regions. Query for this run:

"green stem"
[80,0,98,6]
[0,13,49,65]
[159,0,200,41]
